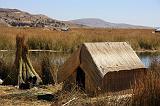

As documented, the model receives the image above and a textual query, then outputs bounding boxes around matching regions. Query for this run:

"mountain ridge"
[0,8,152,29]
[70,18,152,29]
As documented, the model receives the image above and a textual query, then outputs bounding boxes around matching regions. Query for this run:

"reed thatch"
[58,42,146,94]
[3,36,42,88]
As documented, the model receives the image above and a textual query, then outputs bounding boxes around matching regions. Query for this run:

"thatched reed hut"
[57,42,146,95]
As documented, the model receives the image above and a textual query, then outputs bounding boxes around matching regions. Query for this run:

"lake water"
[137,52,160,68]
[0,51,160,68]
[32,51,160,68]
[30,51,160,68]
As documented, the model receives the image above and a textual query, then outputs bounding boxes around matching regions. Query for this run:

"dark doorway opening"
[76,67,85,90]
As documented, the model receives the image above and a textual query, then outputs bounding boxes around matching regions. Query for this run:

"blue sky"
[0,0,159,27]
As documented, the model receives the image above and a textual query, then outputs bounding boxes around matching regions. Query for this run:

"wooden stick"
[18,57,24,86]
[22,62,26,81]
[26,55,42,84]
[26,63,35,78]
[62,97,76,106]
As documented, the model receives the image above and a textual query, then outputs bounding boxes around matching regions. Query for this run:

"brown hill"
[0,8,69,31]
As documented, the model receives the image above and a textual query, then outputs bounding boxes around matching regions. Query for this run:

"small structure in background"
[153,28,160,34]
[57,42,146,95]
[60,26,69,31]
[155,28,160,33]
[3,36,42,89]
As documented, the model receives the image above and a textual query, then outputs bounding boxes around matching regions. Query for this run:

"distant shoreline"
[136,50,160,53]
[0,49,160,53]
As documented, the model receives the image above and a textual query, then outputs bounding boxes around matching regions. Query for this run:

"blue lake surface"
[137,52,160,68]
[0,51,160,68]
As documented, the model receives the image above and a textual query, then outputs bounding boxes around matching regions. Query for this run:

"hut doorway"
[76,67,85,89]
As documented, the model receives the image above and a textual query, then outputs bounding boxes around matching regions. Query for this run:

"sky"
[0,0,160,27]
